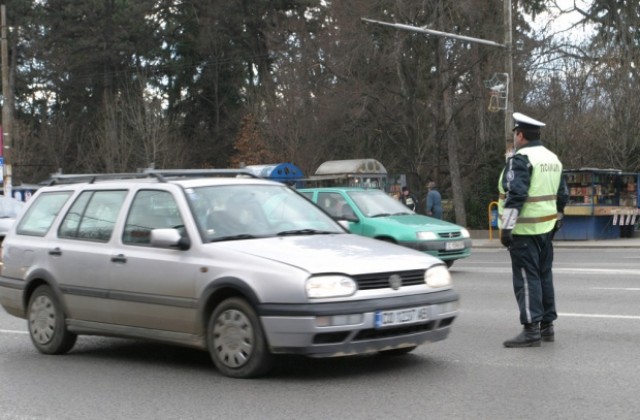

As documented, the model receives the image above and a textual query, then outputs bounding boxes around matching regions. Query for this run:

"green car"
[299,187,471,267]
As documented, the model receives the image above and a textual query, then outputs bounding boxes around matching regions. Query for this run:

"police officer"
[498,112,569,348]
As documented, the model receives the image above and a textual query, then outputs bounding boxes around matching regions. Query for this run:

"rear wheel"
[207,297,274,378]
[27,285,77,354]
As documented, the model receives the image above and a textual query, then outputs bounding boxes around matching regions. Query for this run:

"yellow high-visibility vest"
[498,146,562,235]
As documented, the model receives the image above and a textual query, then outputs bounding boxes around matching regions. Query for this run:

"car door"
[51,189,129,324]
[109,188,199,334]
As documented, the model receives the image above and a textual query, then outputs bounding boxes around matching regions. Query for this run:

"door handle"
[111,254,127,263]
[49,247,62,256]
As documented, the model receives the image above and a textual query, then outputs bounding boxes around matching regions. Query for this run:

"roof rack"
[42,169,258,186]
[143,168,258,180]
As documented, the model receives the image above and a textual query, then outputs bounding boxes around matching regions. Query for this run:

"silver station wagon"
[0,170,459,378]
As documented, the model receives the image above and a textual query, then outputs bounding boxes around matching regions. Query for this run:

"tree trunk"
[438,43,467,227]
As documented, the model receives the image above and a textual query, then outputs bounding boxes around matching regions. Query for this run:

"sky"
[529,0,595,40]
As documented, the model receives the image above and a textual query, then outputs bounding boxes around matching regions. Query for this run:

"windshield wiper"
[277,229,335,236]
[391,212,412,216]
[209,234,257,242]
[370,213,391,218]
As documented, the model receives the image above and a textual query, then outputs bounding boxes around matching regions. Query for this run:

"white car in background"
[0,196,26,242]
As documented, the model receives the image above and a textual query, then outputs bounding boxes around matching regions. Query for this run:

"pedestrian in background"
[498,112,569,348]
[425,181,443,219]
[400,186,418,211]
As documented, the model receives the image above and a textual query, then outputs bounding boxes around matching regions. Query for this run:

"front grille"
[310,317,456,346]
[353,321,437,340]
[437,231,462,239]
[352,270,425,290]
[313,331,350,344]
[437,249,467,257]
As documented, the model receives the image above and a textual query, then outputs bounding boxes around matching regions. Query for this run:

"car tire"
[207,297,274,378]
[445,260,454,268]
[27,285,77,355]
[379,345,417,356]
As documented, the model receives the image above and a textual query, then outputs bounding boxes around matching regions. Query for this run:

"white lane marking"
[555,268,640,275]
[460,310,640,321]
[453,267,640,275]
[0,329,28,334]
[592,287,640,291]
[559,312,640,320]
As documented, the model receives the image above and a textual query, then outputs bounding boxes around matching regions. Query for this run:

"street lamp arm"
[361,18,505,48]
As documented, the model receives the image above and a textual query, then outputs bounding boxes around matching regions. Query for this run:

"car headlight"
[460,228,470,238]
[424,265,452,288]
[416,231,438,240]
[306,275,357,298]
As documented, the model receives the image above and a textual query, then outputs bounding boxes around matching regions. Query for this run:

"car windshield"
[0,197,26,218]
[348,190,414,217]
[185,184,345,242]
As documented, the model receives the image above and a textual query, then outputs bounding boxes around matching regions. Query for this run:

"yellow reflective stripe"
[516,213,557,224]
[498,193,555,202]
[527,194,556,202]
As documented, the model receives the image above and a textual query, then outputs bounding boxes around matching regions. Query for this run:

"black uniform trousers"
[508,230,557,325]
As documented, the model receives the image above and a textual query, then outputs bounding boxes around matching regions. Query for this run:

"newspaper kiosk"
[304,159,388,190]
[555,168,639,240]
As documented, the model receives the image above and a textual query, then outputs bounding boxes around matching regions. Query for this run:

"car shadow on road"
[66,336,440,380]
[270,352,432,380]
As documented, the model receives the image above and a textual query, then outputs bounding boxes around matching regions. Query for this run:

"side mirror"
[150,228,191,250]
[336,214,359,223]
[338,220,354,231]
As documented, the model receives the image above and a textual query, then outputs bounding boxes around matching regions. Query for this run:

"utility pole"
[504,0,514,158]
[1,4,12,198]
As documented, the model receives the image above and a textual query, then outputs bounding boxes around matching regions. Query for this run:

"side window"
[123,190,183,246]
[58,190,128,242]
[317,192,348,218]
[16,191,74,237]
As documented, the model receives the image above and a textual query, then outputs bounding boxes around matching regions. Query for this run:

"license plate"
[375,306,430,328]
[445,241,465,251]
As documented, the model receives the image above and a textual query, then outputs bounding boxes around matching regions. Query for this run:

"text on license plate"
[445,241,465,251]
[375,306,430,328]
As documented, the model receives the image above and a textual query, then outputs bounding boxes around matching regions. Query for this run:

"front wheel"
[445,260,455,268]
[207,297,274,378]
[27,285,77,354]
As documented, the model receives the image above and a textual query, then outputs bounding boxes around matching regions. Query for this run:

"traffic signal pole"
[1,5,12,198]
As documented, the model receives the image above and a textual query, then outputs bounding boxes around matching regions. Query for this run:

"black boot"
[503,323,541,348]
[540,322,554,342]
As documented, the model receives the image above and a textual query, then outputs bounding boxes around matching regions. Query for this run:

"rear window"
[58,190,128,242]
[16,191,74,237]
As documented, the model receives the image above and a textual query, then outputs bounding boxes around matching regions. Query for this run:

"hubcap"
[29,295,56,345]
[213,309,254,368]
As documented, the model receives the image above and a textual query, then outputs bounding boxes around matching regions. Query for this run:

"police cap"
[512,112,545,131]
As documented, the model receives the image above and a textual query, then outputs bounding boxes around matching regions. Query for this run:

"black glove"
[551,213,563,239]
[554,213,564,233]
[500,229,513,248]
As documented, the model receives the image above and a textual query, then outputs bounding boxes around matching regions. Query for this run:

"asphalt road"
[1,248,639,420]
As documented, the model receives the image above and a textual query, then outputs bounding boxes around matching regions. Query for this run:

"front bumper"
[258,289,459,357]
[398,238,472,260]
